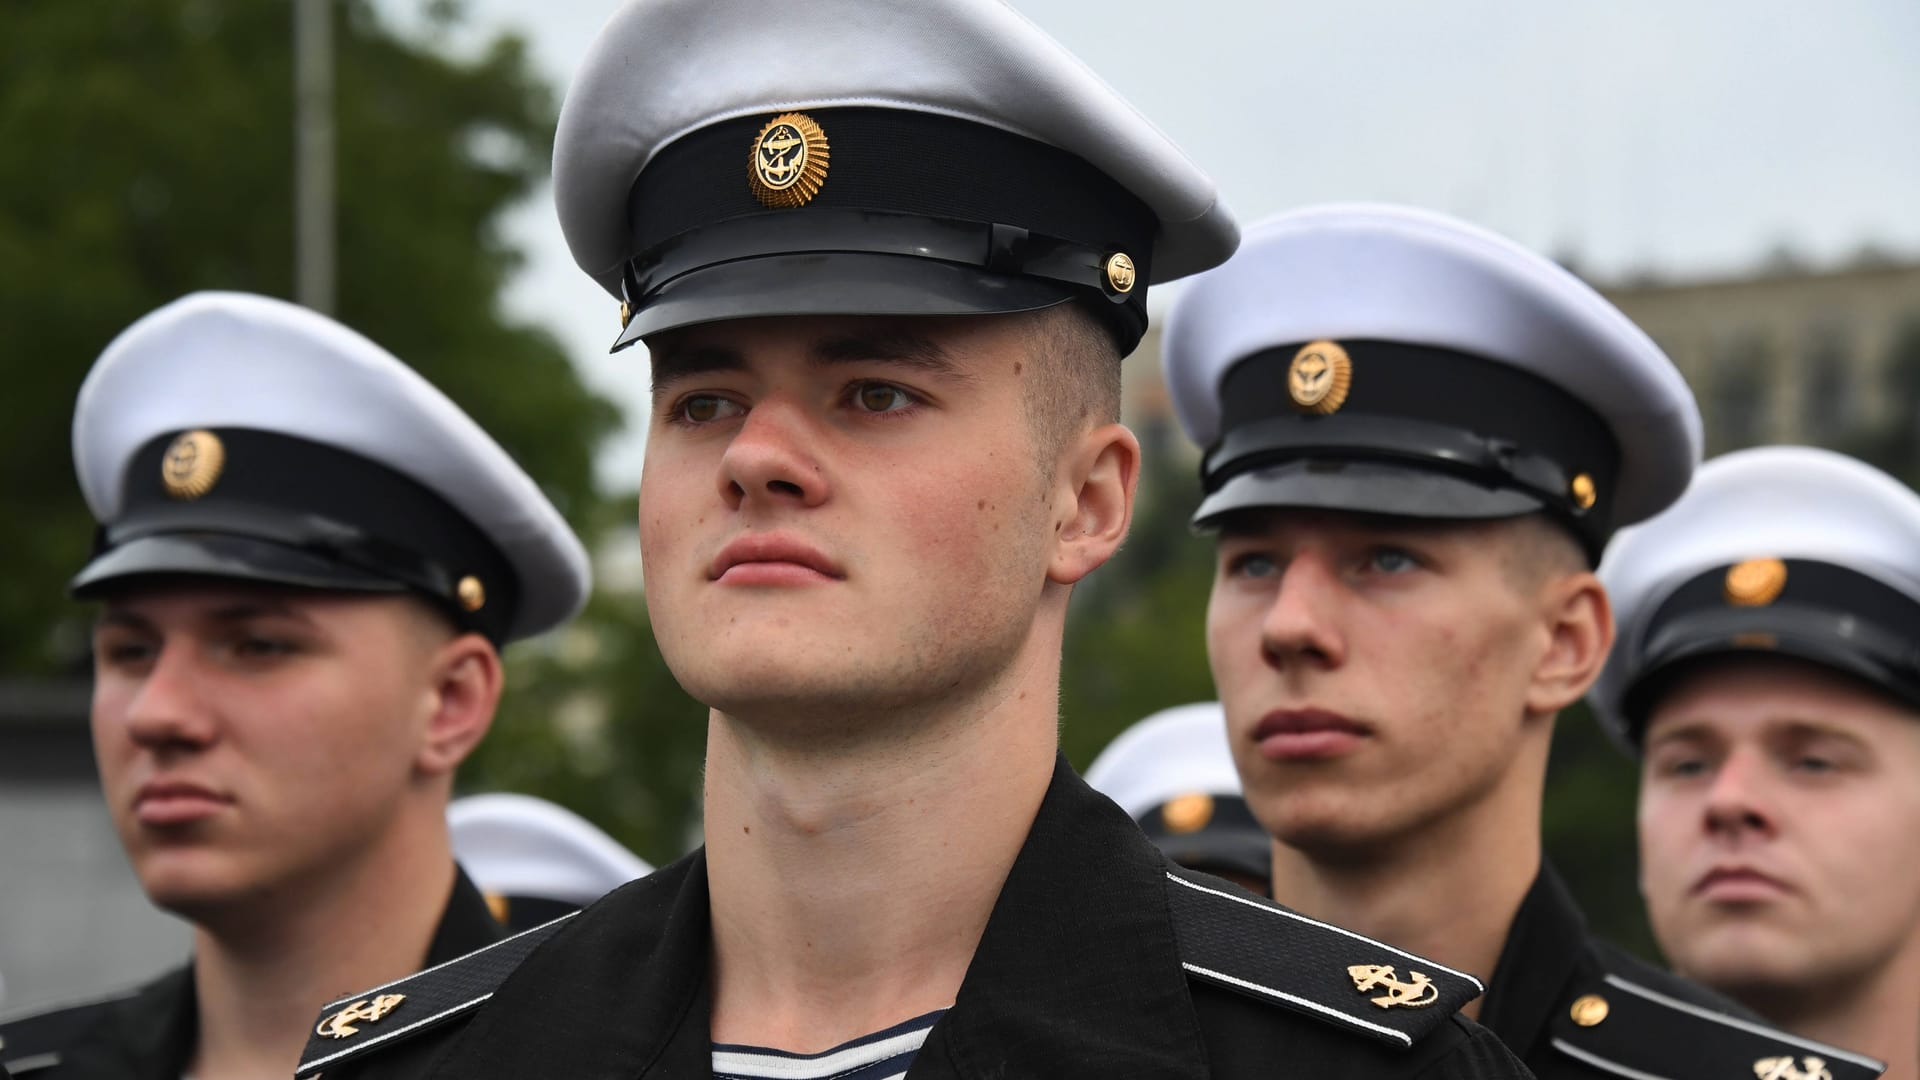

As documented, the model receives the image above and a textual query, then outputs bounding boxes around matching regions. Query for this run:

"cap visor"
[1193,459,1545,529]
[70,533,406,599]
[614,252,1077,350]
[1627,630,1920,741]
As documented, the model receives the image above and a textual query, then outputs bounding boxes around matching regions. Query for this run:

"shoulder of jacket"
[0,988,143,1076]
[1163,865,1485,1051]
[294,912,576,1079]
[1549,963,1886,1079]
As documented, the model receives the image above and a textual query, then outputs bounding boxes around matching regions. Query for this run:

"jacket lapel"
[914,755,1209,1079]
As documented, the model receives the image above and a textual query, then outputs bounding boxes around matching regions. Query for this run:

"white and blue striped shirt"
[712,1009,947,1080]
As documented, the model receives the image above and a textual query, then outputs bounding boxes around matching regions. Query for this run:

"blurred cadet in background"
[449,792,653,932]
[1597,446,1920,1079]
[293,1,1530,1077]
[1085,702,1271,893]
[0,292,590,1080]
[1165,204,1883,1078]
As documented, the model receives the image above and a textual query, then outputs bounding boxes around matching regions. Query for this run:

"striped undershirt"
[712,1009,947,1080]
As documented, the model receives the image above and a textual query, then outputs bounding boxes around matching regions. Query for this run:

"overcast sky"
[385,0,1920,486]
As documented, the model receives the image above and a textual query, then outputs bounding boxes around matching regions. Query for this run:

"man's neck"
[186,811,457,1080]
[1740,939,1920,1080]
[703,638,1062,1054]
[1265,738,1548,1019]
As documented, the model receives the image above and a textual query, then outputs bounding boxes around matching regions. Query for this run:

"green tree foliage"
[0,0,614,673]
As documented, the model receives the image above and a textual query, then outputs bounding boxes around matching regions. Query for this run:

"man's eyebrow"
[205,601,314,626]
[1645,720,1715,751]
[650,344,748,393]
[809,332,972,380]
[96,608,155,633]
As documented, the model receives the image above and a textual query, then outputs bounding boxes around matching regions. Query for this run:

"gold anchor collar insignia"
[1346,963,1439,1009]
[1725,557,1788,607]
[316,993,407,1040]
[1288,340,1353,415]
[161,429,226,500]
[1755,1057,1833,1080]
[748,112,830,209]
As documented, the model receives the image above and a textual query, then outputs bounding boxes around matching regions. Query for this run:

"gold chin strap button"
[1104,252,1137,294]
[1570,473,1597,511]
[1568,993,1609,1027]
[457,575,486,613]
[619,301,632,330]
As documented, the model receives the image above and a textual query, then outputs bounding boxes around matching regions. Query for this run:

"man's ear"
[1047,422,1139,586]
[1525,571,1615,715]
[415,634,503,778]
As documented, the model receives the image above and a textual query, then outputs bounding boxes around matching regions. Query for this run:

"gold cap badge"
[1569,993,1610,1027]
[1161,792,1214,834]
[1725,558,1788,607]
[316,993,406,1039]
[1105,252,1137,294]
[1346,964,1438,1009]
[161,430,226,500]
[749,112,830,209]
[1288,341,1353,415]
[457,575,486,613]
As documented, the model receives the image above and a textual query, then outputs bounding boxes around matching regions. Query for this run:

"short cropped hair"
[1022,302,1122,467]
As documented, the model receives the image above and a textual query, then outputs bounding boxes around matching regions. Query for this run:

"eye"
[232,636,298,661]
[1662,758,1708,779]
[1792,755,1835,775]
[98,639,158,668]
[675,394,744,424]
[1367,547,1420,574]
[1228,552,1279,580]
[850,382,915,414]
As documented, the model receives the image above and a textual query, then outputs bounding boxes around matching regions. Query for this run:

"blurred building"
[1608,257,1920,454]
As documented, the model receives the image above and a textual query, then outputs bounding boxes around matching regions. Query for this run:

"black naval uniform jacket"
[1479,864,1885,1079]
[0,868,504,1079]
[297,757,1528,1079]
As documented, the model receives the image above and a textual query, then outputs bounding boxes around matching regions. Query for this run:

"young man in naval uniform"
[1164,204,1884,1079]
[1597,446,1918,1079]
[0,292,590,1080]
[294,3,1530,1078]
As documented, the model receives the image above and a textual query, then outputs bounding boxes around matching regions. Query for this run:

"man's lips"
[1692,865,1792,903]
[708,533,844,586]
[1252,709,1371,761]
[133,779,233,826]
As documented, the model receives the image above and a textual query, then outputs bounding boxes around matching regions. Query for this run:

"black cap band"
[75,429,519,643]
[1203,341,1621,560]
[1621,559,1920,744]
[622,107,1156,351]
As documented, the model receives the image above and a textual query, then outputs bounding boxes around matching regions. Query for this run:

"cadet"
[1596,446,1919,1078]
[0,292,589,1079]
[1086,702,1273,893]
[448,793,653,931]
[1163,204,1884,1078]
[294,3,1529,1077]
